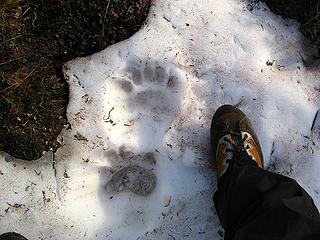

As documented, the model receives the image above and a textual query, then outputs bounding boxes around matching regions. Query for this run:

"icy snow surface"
[1,0,320,239]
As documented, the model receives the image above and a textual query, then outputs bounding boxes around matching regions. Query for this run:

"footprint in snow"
[119,58,183,121]
[105,145,157,196]
[106,59,184,196]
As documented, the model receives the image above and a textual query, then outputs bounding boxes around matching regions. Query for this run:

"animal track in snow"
[123,59,184,122]
[106,165,157,196]
[105,59,185,196]
[105,145,157,196]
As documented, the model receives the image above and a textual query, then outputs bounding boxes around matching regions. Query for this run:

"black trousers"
[214,158,320,240]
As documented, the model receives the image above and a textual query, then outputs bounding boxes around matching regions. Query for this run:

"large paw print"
[105,59,185,197]
[119,59,184,121]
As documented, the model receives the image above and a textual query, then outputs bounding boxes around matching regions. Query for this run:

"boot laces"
[224,131,253,162]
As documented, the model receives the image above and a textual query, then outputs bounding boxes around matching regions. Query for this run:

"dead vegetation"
[264,0,320,53]
[0,0,151,160]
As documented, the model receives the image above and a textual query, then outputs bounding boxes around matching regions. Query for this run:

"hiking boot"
[0,232,28,240]
[211,105,264,178]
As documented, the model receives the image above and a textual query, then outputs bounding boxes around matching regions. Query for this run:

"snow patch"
[1,0,319,239]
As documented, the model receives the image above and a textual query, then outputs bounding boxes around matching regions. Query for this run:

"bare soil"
[263,0,320,53]
[0,0,151,160]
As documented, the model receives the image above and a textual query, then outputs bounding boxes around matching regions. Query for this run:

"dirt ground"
[0,0,151,160]
[264,0,320,53]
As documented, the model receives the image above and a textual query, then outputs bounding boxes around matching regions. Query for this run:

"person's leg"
[214,159,320,240]
[211,105,320,240]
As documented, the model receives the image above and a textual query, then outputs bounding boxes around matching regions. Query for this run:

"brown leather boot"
[0,233,28,240]
[211,105,264,178]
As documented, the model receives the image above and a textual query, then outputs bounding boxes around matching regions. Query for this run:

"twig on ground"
[103,106,116,125]
[0,68,37,99]
[0,57,24,66]
[0,35,24,46]
[102,0,112,37]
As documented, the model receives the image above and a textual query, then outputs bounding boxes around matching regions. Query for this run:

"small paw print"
[105,145,157,196]
[106,165,157,196]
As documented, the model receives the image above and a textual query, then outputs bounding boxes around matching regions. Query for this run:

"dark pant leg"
[214,159,320,240]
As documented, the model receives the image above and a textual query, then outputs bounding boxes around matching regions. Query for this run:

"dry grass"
[264,0,320,53]
[0,0,68,160]
[0,0,150,160]
[0,0,22,33]
[301,1,320,48]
